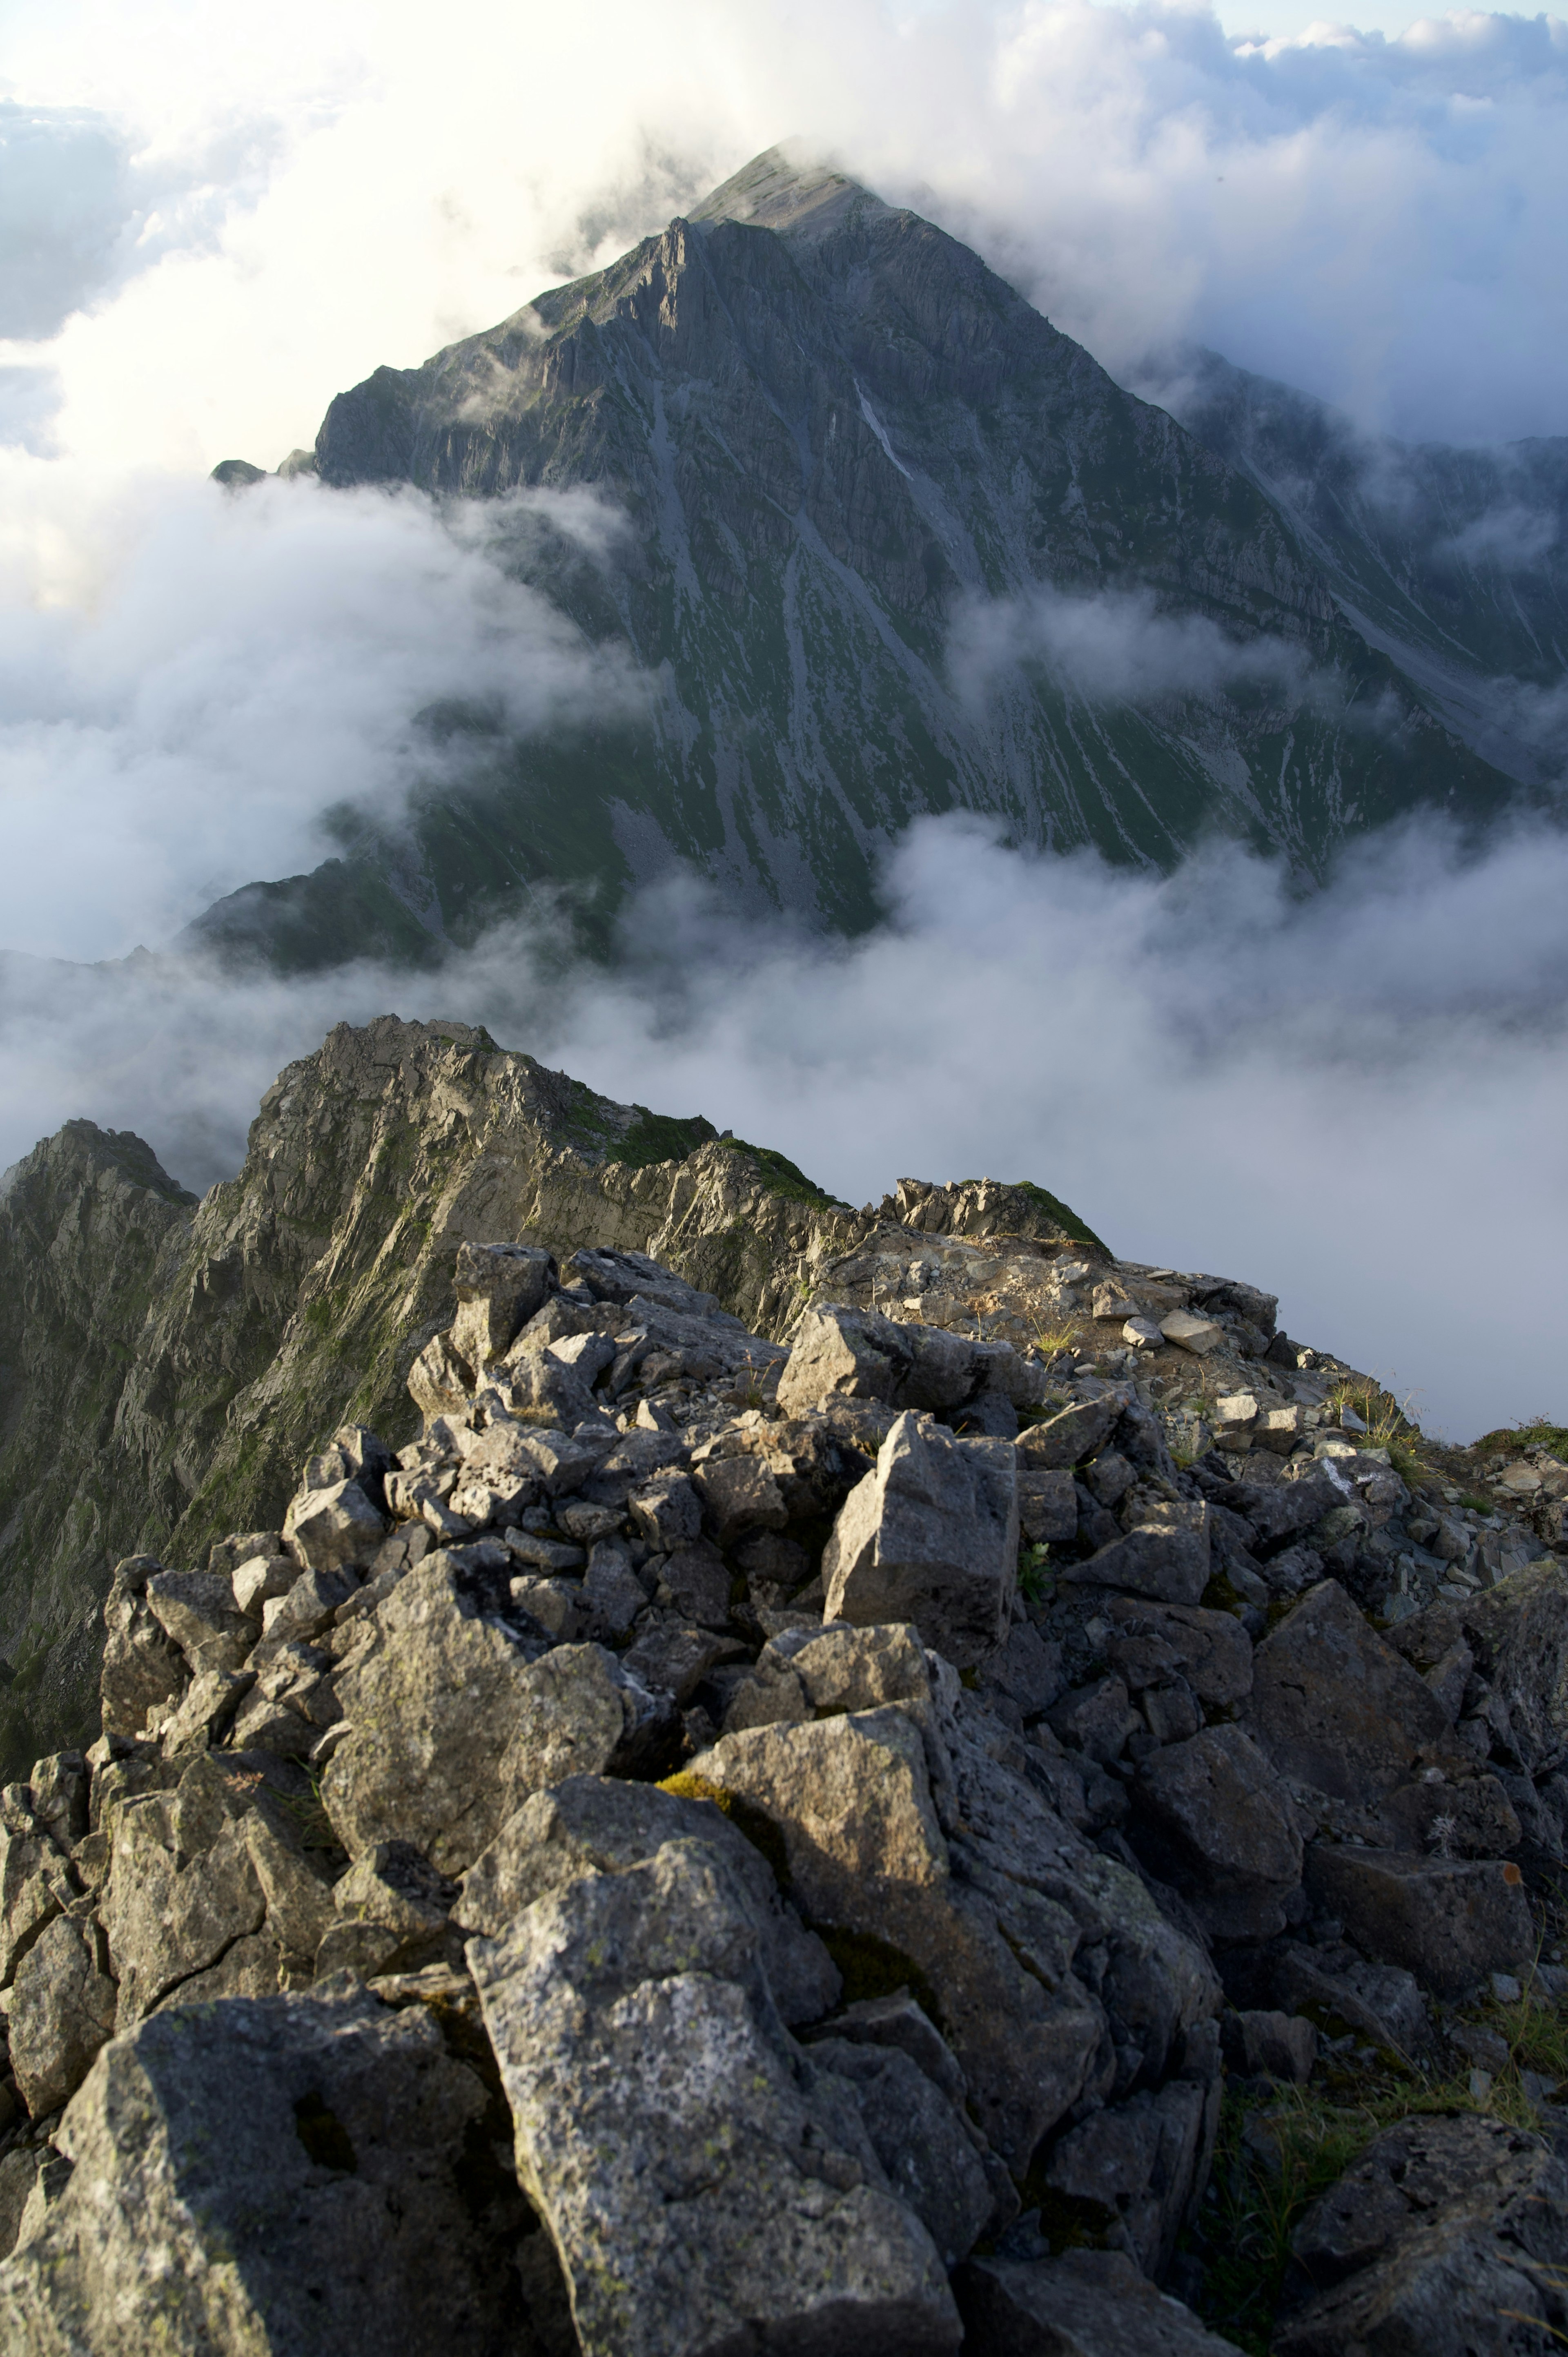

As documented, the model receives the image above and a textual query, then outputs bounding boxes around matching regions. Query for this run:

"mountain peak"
[688,143,888,244]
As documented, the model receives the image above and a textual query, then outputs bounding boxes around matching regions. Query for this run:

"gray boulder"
[956,2249,1247,2355]
[283,1478,389,1574]
[822,1412,1018,1667]
[1276,2113,1568,2357]
[1247,1580,1460,1802]
[468,1837,962,2357]
[450,1238,557,1367]
[143,1570,254,1675]
[806,2035,993,2263]
[1463,1560,1568,1775]
[1105,1599,1252,1706]
[776,1303,914,1417]
[1041,2075,1216,2279]
[321,1554,677,1873]
[1133,1727,1303,1938]
[1067,1504,1212,1608]
[1304,1847,1533,1997]
[99,1558,188,1739]
[7,1913,117,2116]
[0,1980,529,2354]
[1016,1399,1121,1470]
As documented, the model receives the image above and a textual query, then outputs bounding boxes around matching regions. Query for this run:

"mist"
[2,812,1564,1445]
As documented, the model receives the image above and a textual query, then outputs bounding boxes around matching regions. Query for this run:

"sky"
[0,0,1565,1440]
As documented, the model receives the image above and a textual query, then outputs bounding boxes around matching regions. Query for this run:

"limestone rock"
[454,1773,839,2026]
[822,1412,1018,1667]
[1303,1847,1533,1998]
[1463,1560,1568,1775]
[0,1980,526,2354]
[468,1838,962,2357]
[956,2249,1247,2355]
[323,1556,677,1873]
[694,1454,787,1548]
[1018,1464,1079,1545]
[776,1303,913,1417]
[1276,2113,1568,2357]
[283,1478,389,1574]
[99,1754,272,2022]
[1068,1504,1211,1608]
[1133,1727,1303,1938]
[806,2035,993,2263]
[7,1912,117,2117]
[1222,2008,1316,2084]
[1159,1311,1225,1356]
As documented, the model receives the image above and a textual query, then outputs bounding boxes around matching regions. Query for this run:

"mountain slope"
[194,150,1515,969]
[1165,347,1568,789]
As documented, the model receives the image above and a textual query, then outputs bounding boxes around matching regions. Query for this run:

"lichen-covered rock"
[1275,2113,1568,2357]
[1132,1727,1303,1939]
[323,1554,677,1872]
[0,1980,528,2354]
[822,1412,1018,1666]
[1248,1580,1459,1800]
[7,1912,117,2117]
[1042,2076,1215,2279]
[1303,1847,1533,1998]
[468,1837,962,2357]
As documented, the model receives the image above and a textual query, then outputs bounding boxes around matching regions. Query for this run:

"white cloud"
[3,812,1566,1444]
[0,474,638,958]
[948,583,1317,709]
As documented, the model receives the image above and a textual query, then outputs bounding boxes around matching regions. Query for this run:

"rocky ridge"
[0,1015,1099,1779]
[2,1057,1568,2353]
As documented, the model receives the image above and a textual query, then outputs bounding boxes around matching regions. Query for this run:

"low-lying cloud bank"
[2,813,1564,1443]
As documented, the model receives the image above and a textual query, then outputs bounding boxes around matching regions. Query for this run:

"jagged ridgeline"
[191,149,1521,972]
[0,1015,1103,1777]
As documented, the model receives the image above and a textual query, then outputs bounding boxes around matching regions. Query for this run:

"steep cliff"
[0,1016,1098,1776]
[192,150,1512,970]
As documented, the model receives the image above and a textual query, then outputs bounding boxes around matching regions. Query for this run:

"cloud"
[0,0,1565,477]
[948,583,1318,709]
[0,474,639,959]
[3,811,1566,1444]
[1435,502,1561,573]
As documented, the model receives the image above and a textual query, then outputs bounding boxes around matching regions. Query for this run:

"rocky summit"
[2,1019,1568,2354]
[194,149,1521,972]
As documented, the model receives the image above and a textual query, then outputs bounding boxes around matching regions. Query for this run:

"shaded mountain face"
[1166,348,1568,790]
[191,150,1515,970]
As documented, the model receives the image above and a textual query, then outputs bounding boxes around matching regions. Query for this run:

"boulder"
[1218,1475,1344,1556]
[1104,1600,1252,1707]
[660,1539,734,1629]
[807,2035,993,2263]
[1275,2113,1568,2357]
[0,1980,529,2355]
[467,1839,962,2357]
[283,1479,389,1574]
[323,1559,677,1872]
[629,1473,703,1551]
[454,1773,839,2027]
[1303,1848,1533,1998]
[697,1708,1107,2171]
[1463,1560,1568,1775]
[1016,1398,1120,1470]
[100,1561,192,1745]
[777,1303,914,1417]
[1159,1311,1225,1356]
[1067,1505,1211,1608]
[1018,1465,1079,1545]
[315,1841,456,1979]
[7,1913,117,2116]
[449,1238,557,1367]
[1247,1580,1459,1801]
[1133,1727,1303,1938]
[100,1755,270,2022]
[956,2248,1247,2355]
[694,1455,788,1549]
[1041,2076,1214,2279]
[822,1412,1018,1668]
[1221,2008,1316,2084]
[143,1570,254,1675]
[1270,1946,1432,2056]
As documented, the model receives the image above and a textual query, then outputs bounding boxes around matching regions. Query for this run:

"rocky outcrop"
[0,1019,1096,1775]
[2,1030,1567,2354]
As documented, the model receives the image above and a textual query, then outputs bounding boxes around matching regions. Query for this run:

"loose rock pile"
[2,1226,1566,2353]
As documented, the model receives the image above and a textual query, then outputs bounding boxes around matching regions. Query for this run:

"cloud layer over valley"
[3,812,1564,1445]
